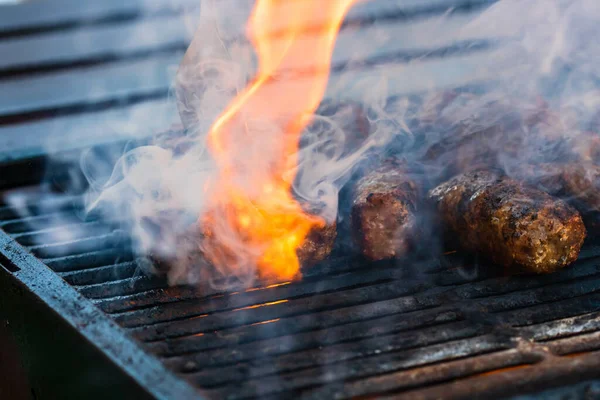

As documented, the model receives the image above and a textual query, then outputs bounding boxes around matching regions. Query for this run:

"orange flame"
[203,0,357,281]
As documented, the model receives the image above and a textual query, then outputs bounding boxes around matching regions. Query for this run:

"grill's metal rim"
[0,228,204,400]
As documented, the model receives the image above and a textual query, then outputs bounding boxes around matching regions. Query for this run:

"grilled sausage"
[513,162,600,233]
[428,170,585,274]
[420,94,581,184]
[350,160,421,261]
[146,209,336,285]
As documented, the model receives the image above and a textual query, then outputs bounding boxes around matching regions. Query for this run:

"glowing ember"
[202,0,358,281]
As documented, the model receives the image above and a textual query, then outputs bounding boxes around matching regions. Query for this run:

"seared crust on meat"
[296,220,337,267]
[428,170,586,274]
[351,161,420,261]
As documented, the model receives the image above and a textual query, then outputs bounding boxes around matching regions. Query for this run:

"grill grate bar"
[86,249,600,313]
[88,253,447,309]
[128,281,441,340]
[316,349,538,400]
[44,248,134,272]
[114,267,600,332]
[547,330,600,356]
[129,279,600,390]
[477,274,600,313]
[94,284,205,314]
[60,260,141,286]
[386,348,600,400]
[110,269,426,327]
[206,335,515,400]
[27,231,129,258]
[0,0,197,37]
[525,312,600,342]
[147,308,461,359]
[124,259,600,340]
[177,321,485,382]
[153,291,600,377]
[77,275,168,299]
[494,292,600,327]
[10,220,111,246]
[0,211,85,233]
[453,260,600,299]
[132,294,438,343]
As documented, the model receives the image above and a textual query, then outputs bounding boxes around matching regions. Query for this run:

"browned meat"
[350,160,420,261]
[423,124,516,180]
[513,162,600,232]
[428,170,586,274]
[201,209,337,281]
[148,210,336,284]
[508,163,567,197]
[513,163,600,210]
[560,164,600,211]
[420,95,584,184]
[296,220,337,267]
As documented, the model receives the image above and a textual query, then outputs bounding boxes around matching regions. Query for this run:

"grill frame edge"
[0,229,204,400]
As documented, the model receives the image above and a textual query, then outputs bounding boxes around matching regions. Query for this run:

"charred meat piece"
[513,162,600,232]
[512,162,600,211]
[296,219,337,267]
[351,160,421,261]
[508,163,568,197]
[201,209,337,281]
[422,124,516,181]
[421,99,532,183]
[420,95,582,184]
[560,163,600,212]
[148,211,336,284]
[428,171,585,274]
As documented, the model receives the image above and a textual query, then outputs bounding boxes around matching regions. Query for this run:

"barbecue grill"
[2,0,600,399]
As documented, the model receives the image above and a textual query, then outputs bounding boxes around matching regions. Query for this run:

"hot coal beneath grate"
[2,193,600,399]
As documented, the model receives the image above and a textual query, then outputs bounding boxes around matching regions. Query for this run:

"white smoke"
[5,0,600,288]
[80,0,404,287]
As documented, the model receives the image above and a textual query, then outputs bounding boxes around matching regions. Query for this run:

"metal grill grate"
[2,0,600,398]
[2,192,600,399]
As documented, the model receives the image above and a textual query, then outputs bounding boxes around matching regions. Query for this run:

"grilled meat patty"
[351,161,420,261]
[428,170,586,274]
